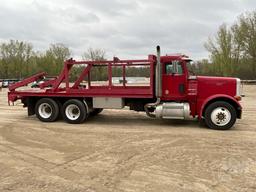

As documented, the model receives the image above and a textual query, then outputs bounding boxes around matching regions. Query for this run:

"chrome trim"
[156,46,162,98]
[236,78,241,96]
[210,107,231,126]
[155,102,192,120]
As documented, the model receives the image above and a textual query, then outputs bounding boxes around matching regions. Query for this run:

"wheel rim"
[38,103,52,119]
[210,107,231,126]
[65,104,80,120]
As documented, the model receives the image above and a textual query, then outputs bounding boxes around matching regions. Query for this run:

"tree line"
[0,41,150,81]
[191,11,256,79]
[0,40,71,79]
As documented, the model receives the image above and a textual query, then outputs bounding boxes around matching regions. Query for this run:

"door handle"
[179,84,185,94]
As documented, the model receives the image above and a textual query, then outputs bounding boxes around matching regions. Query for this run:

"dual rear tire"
[62,99,88,124]
[35,98,59,122]
[35,98,89,124]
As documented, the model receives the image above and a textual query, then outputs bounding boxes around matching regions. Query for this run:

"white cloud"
[0,0,255,60]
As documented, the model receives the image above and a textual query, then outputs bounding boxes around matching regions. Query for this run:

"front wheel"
[62,99,88,124]
[204,101,237,130]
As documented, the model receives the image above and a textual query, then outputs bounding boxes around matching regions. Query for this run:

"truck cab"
[161,55,189,101]
[149,52,242,130]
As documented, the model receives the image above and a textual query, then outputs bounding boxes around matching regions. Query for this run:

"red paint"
[8,72,46,91]
[161,60,187,101]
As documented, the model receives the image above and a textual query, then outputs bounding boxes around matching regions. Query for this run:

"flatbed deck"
[8,56,156,103]
[9,86,153,99]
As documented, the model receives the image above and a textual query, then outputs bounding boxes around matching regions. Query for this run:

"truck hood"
[195,76,238,98]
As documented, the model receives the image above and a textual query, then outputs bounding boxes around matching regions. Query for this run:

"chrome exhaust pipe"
[156,45,162,98]
[145,46,162,118]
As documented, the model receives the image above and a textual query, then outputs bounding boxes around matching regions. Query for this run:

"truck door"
[162,61,186,100]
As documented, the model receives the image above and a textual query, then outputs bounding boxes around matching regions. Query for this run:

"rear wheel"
[204,101,236,130]
[35,98,59,122]
[90,108,103,116]
[62,99,87,124]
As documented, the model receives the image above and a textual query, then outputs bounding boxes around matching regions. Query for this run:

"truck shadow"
[86,112,203,130]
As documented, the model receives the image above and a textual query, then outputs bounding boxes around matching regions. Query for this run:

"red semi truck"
[8,46,242,130]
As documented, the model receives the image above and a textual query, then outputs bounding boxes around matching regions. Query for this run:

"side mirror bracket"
[172,61,179,74]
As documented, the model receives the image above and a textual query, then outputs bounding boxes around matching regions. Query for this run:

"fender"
[199,94,242,119]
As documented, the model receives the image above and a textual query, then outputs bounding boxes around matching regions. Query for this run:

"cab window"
[165,61,183,75]
[166,63,174,74]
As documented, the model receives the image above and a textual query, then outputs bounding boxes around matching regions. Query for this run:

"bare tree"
[82,48,106,61]
[82,48,106,81]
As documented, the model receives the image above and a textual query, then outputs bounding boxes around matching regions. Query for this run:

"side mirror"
[172,61,179,74]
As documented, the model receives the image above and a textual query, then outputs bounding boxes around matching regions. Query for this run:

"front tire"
[62,99,87,124]
[204,101,236,130]
[35,98,59,122]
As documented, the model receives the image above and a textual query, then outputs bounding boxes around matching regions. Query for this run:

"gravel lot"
[0,85,256,192]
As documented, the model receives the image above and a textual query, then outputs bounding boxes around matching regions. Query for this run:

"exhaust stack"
[144,46,162,118]
[156,45,162,98]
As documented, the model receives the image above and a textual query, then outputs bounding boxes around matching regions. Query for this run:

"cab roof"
[160,54,192,62]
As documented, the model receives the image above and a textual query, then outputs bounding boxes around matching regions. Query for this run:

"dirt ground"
[0,85,256,192]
